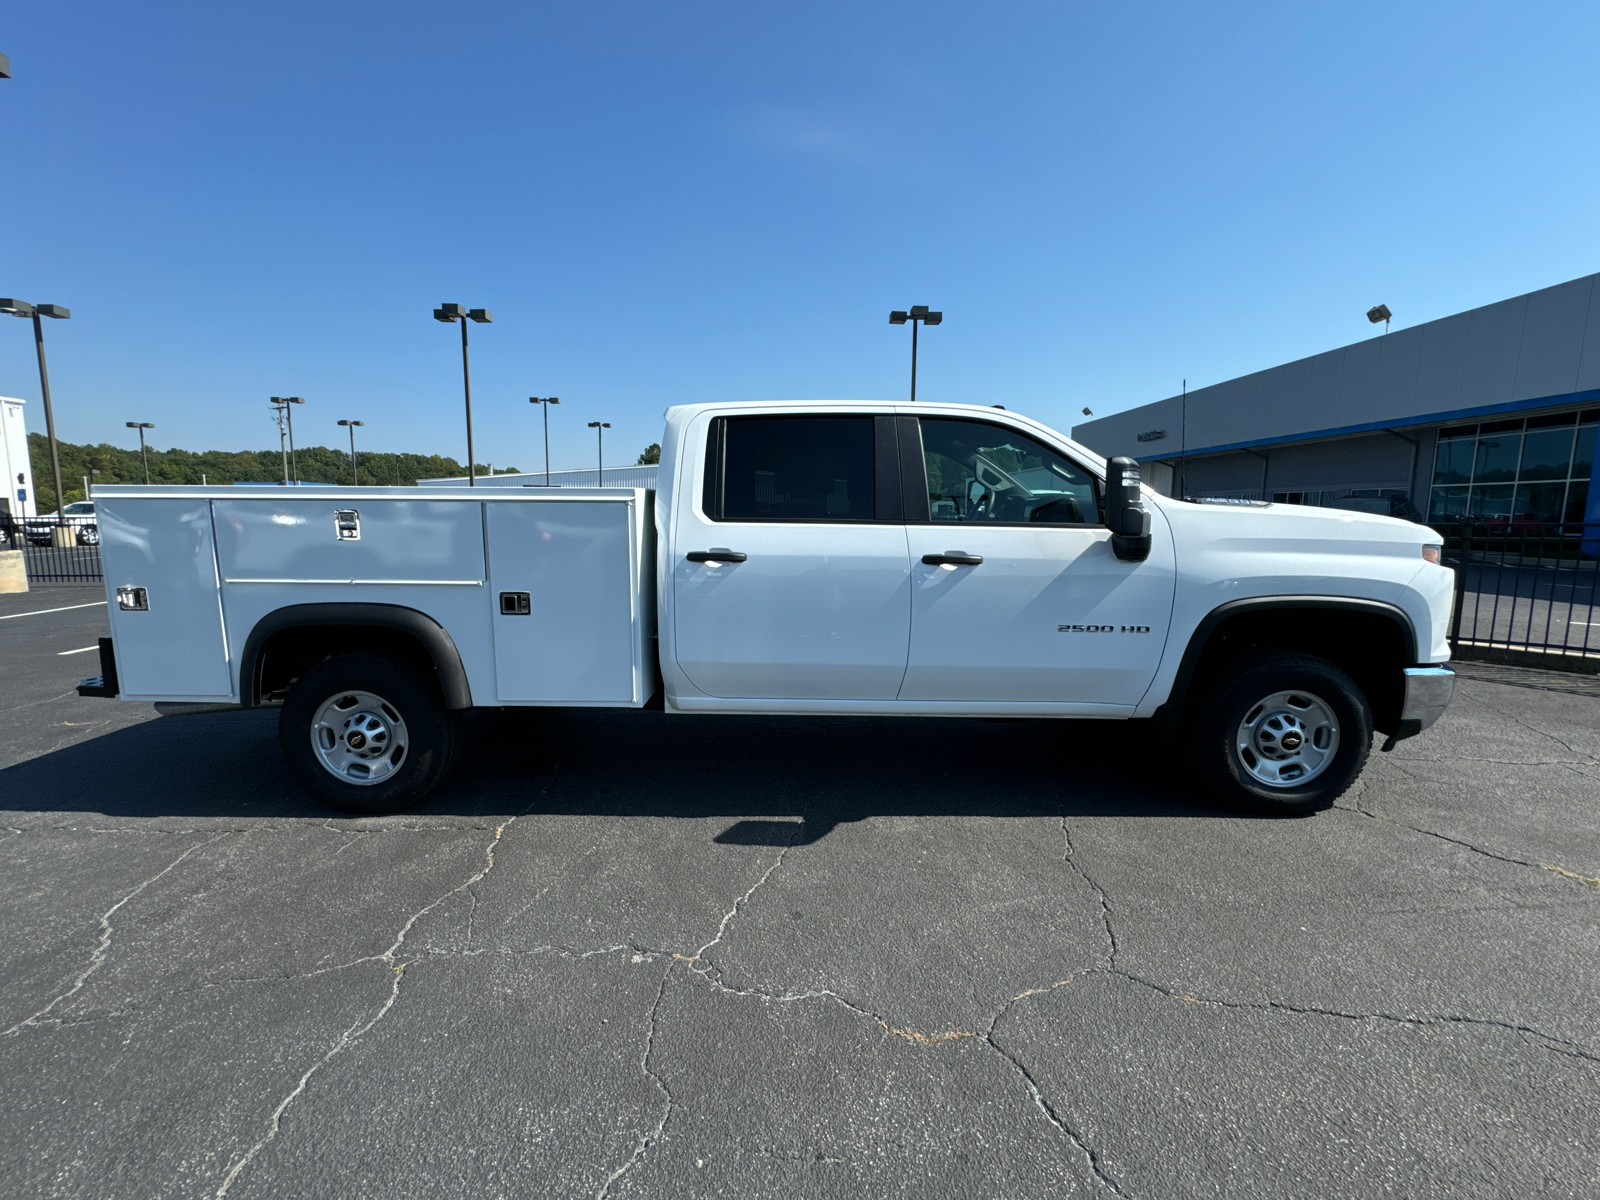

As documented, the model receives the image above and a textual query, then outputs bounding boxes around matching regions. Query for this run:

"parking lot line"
[57,645,101,655]
[0,600,107,620]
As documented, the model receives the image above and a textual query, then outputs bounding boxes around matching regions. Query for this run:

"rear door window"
[707,416,877,522]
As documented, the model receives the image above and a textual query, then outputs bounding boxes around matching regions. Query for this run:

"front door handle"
[922,552,983,566]
[687,549,747,563]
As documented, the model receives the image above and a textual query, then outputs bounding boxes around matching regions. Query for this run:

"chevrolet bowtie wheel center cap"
[1234,690,1340,789]
[310,690,411,786]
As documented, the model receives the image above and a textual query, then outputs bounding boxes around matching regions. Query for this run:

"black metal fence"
[1438,521,1600,667]
[1,515,104,583]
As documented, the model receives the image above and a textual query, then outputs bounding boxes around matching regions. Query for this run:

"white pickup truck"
[79,400,1457,816]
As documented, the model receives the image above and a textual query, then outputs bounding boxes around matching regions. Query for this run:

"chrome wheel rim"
[1234,689,1339,788]
[310,689,409,786]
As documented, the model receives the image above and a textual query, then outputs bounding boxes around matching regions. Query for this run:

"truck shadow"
[0,706,1229,837]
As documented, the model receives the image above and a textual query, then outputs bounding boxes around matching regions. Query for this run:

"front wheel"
[1188,651,1372,816]
[279,653,461,814]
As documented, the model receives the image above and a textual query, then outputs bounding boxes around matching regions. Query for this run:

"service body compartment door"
[487,499,639,703]
[99,497,232,700]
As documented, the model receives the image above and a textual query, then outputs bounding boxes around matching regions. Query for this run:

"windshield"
[63,502,95,515]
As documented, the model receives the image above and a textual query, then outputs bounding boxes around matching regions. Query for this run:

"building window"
[1272,488,1419,520]
[1428,408,1596,524]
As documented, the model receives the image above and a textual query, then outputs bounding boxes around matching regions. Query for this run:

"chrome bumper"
[1401,666,1456,732]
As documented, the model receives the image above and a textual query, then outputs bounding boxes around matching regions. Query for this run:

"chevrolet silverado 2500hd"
[78,400,1457,816]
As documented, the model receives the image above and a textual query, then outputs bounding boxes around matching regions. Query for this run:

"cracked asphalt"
[2,586,1598,1199]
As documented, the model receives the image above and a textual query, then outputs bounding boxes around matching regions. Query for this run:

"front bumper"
[1381,665,1456,750]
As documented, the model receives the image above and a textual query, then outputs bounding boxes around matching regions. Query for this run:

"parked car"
[21,501,99,546]
[80,400,1458,818]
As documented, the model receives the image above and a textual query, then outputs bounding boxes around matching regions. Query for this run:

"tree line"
[25,433,663,510]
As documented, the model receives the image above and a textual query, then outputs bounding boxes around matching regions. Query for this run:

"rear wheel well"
[1183,608,1410,735]
[255,625,442,707]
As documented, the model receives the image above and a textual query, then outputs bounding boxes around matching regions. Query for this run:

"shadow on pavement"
[0,704,1226,837]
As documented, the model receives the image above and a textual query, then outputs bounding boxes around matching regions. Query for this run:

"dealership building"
[1072,273,1599,528]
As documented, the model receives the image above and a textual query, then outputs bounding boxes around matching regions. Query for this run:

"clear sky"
[3,2,1598,473]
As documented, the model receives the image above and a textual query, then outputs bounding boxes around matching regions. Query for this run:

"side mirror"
[1104,456,1151,562]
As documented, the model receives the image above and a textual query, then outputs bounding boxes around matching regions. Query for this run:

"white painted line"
[0,600,107,620]
[58,645,101,656]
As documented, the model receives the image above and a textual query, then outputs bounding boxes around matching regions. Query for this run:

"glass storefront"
[1429,408,1596,524]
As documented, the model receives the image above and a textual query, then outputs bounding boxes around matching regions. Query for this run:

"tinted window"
[715,416,875,522]
[920,418,1098,524]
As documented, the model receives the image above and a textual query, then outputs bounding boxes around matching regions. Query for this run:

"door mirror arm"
[1104,456,1151,562]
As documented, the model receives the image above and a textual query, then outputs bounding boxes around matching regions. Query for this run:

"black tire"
[1187,650,1372,816]
[279,653,461,814]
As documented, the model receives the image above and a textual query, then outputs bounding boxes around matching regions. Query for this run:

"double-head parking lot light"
[587,421,610,484]
[2,298,71,515]
[888,304,942,402]
[126,421,155,484]
[529,397,561,485]
[434,304,493,485]
[337,419,364,485]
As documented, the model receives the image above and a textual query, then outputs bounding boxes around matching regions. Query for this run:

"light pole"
[337,420,364,485]
[888,304,942,402]
[270,396,305,483]
[126,422,155,485]
[1,298,71,515]
[529,396,560,486]
[587,421,610,485]
[1367,303,1392,335]
[433,303,493,485]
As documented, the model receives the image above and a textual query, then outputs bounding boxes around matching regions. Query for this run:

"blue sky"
[3,2,1598,472]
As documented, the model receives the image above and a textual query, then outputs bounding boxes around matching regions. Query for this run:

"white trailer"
[81,400,1457,816]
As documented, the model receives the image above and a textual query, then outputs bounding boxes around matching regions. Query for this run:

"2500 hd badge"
[1057,624,1152,633]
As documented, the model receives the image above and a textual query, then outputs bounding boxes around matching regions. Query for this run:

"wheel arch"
[240,603,474,710]
[1155,597,1419,736]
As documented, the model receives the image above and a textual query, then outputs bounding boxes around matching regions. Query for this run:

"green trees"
[26,434,484,510]
[637,443,661,465]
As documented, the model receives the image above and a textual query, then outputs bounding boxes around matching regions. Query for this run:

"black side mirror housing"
[1103,456,1151,562]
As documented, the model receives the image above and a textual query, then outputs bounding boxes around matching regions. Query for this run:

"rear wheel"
[1189,651,1371,816]
[279,653,461,814]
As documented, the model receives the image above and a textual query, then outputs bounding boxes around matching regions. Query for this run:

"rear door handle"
[922,552,983,566]
[687,549,747,563]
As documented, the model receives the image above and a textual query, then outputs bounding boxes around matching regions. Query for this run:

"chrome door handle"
[687,549,747,563]
[922,552,983,566]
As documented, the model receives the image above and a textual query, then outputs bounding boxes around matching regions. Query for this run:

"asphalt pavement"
[2,585,1597,1199]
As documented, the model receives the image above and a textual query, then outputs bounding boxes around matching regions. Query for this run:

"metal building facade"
[1071,273,1600,528]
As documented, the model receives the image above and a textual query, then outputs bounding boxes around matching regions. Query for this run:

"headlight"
[1421,544,1442,564]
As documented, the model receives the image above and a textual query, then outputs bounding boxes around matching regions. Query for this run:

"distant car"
[21,501,99,546]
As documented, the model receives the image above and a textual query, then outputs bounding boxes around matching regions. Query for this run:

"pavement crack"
[984,993,1128,1197]
[214,817,525,1197]
[1061,818,1118,970]
[596,966,676,1199]
[689,824,802,981]
[1332,799,1600,893]
[1109,969,1600,1063]
[2,834,228,1038]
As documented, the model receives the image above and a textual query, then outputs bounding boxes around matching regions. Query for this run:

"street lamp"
[529,396,560,486]
[126,422,155,485]
[1367,304,1392,334]
[587,421,610,485]
[433,302,493,485]
[270,396,305,483]
[1,298,71,515]
[888,304,942,402]
[337,419,364,486]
